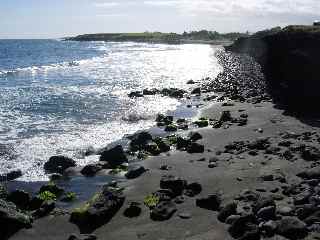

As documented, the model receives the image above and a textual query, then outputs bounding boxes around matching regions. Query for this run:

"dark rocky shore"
[2,25,320,240]
[225,25,320,113]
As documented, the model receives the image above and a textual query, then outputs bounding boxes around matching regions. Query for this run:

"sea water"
[0,39,222,181]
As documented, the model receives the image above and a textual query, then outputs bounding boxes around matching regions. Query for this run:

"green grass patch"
[38,191,57,201]
[144,194,160,208]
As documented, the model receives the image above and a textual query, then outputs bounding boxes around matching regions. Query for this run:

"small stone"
[278,206,294,216]
[225,215,241,224]
[257,206,276,221]
[184,182,202,197]
[208,162,218,168]
[218,202,237,222]
[276,217,308,239]
[188,132,203,142]
[178,212,191,219]
[187,143,204,154]
[123,202,142,218]
[150,201,177,221]
[68,234,97,240]
[125,165,147,179]
[196,194,221,211]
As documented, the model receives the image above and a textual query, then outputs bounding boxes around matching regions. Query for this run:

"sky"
[1,0,320,39]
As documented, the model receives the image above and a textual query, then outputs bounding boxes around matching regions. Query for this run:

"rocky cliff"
[225,25,320,112]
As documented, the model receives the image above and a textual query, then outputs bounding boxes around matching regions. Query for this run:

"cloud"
[94,2,120,8]
[142,0,320,17]
[97,13,128,17]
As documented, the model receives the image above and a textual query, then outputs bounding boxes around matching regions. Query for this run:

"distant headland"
[65,30,248,45]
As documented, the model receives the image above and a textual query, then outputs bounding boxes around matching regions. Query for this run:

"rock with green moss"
[39,182,64,197]
[0,199,32,239]
[61,192,77,202]
[166,135,178,145]
[153,138,170,152]
[70,185,125,233]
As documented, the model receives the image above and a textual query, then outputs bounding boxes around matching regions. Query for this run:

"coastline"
[4,47,320,240]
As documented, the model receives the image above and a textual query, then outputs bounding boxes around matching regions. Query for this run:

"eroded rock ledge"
[225,25,320,112]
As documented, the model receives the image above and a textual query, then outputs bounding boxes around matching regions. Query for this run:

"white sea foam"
[0,42,223,181]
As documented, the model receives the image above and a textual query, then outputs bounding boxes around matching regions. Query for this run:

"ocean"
[0,39,222,181]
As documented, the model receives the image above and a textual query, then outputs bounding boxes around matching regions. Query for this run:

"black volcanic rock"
[226,25,320,112]
[44,156,76,174]
[99,145,128,168]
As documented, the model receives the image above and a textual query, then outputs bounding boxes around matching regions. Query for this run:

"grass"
[38,191,57,201]
[144,194,160,208]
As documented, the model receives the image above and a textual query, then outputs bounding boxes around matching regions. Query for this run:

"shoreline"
[4,48,320,240]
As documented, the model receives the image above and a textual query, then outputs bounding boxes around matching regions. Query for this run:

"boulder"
[184,182,202,197]
[33,200,55,218]
[143,88,160,95]
[257,206,276,221]
[191,87,201,95]
[129,131,153,151]
[160,175,187,196]
[150,201,177,221]
[220,111,232,122]
[125,165,147,179]
[153,138,170,153]
[44,156,76,174]
[0,199,32,239]
[164,124,178,132]
[218,202,238,222]
[128,91,143,98]
[70,185,125,233]
[253,195,276,213]
[153,189,175,202]
[123,202,142,218]
[186,80,196,84]
[196,194,221,211]
[228,214,257,239]
[144,142,161,155]
[99,145,128,168]
[176,137,190,150]
[7,190,31,210]
[187,142,205,153]
[276,217,308,239]
[0,170,22,181]
[188,132,203,142]
[161,88,186,98]
[81,164,103,177]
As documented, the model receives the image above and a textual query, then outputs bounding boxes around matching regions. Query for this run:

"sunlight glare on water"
[0,40,222,181]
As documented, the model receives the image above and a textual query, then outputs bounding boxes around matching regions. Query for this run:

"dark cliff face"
[226,25,320,112]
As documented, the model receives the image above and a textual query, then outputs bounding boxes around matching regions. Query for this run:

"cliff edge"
[225,25,320,112]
